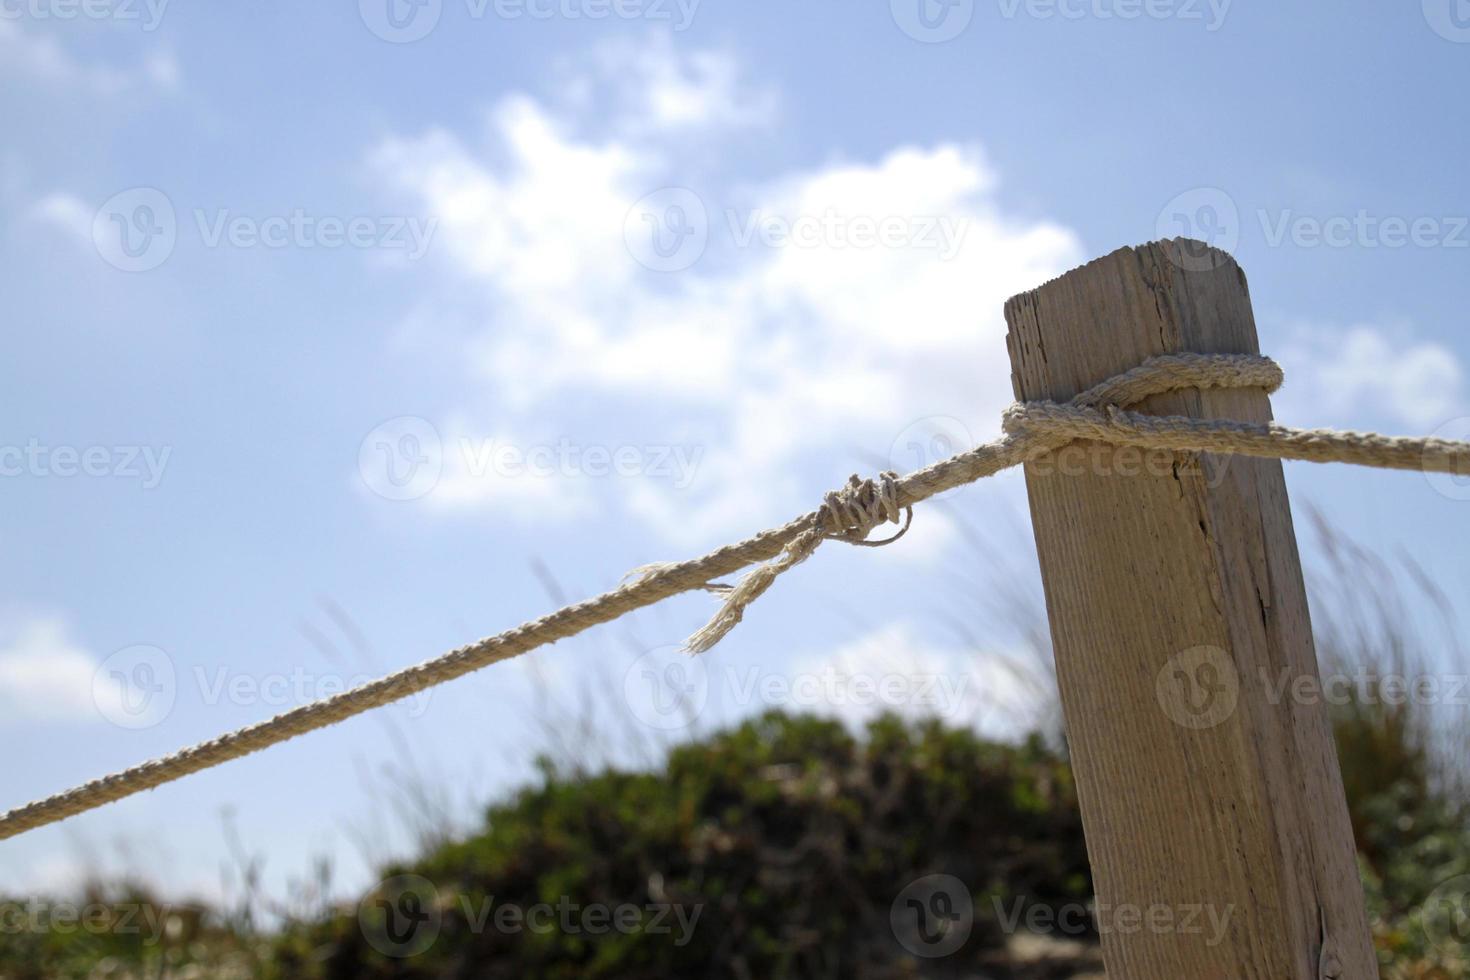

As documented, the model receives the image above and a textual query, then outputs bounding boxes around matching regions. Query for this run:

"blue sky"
[2,1,1468,902]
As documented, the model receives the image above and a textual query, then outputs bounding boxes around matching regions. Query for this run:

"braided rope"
[1,352,1465,842]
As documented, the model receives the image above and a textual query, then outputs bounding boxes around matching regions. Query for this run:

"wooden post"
[1003,240,1375,979]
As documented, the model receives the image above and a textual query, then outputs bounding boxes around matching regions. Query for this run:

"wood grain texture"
[1004,240,1375,979]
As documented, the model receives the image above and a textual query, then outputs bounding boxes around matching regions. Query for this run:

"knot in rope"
[817,472,912,546]
[12,350,1470,844]
[684,470,915,653]
[999,400,1129,443]
[686,352,1287,654]
[999,352,1286,448]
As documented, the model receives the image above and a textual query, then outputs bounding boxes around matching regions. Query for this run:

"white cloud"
[423,424,600,520]
[0,615,107,723]
[367,34,1082,545]
[578,33,778,134]
[1276,322,1465,429]
[0,20,179,96]
[26,191,92,243]
[787,621,1051,740]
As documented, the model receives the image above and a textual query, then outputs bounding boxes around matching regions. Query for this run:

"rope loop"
[7,351,1470,842]
[818,472,913,547]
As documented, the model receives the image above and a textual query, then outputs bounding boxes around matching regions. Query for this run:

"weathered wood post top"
[1003,239,1375,979]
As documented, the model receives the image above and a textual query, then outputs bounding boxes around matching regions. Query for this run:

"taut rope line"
[1,353,1466,841]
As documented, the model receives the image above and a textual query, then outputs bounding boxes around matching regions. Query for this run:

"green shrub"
[270,711,1090,979]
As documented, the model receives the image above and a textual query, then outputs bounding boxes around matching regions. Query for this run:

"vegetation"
[2,521,1465,978]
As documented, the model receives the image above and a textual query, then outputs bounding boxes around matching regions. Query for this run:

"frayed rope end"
[682,472,911,654]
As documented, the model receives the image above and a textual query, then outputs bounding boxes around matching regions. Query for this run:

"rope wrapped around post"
[1,351,1468,841]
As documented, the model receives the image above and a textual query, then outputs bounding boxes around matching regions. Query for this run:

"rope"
[1,352,1466,842]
